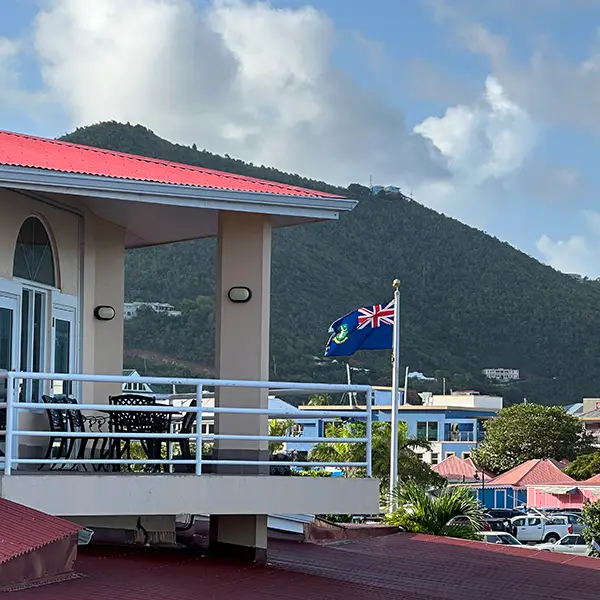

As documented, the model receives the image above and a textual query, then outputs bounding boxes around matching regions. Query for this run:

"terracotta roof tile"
[431,455,484,482]
[489,459,576,487]
[0,498,82,564]
[0,130,342,199]
[583,472,600,484]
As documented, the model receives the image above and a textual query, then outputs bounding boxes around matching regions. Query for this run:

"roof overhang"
[528,485,580,494]
[0,165,357,249]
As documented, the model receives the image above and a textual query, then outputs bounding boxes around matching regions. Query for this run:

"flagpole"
[389,279,401,511]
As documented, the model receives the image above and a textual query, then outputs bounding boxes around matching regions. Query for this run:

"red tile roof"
[0,498,82,564]
[8,534,599,600]
[431,455,485,482]
[0,130,342,199]
[489,459,577,488]
[583,472,600,484]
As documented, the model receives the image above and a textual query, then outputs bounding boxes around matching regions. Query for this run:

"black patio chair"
[108,393,171,472]
[40,394,108,471]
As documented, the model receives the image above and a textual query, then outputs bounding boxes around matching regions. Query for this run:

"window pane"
[54,318,71,396]
[416,422,427,439]
[0,307,12,371]
[32,292,44,400]
[427,421,438,441]
[12,217,56,287]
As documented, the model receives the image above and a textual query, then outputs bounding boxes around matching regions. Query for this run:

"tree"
[309,420,444,487]
[582,500,600,557]
[386,482,484,540]
[268,419,294,454]
[564,452,600,481]
[472,404,594,473]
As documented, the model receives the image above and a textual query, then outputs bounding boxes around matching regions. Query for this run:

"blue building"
[297,388,503,464]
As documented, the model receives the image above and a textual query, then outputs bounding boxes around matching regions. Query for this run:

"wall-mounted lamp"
[94,305,116,321]
[227,287,252,303]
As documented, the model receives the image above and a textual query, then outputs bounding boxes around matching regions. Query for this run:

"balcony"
[0,371,379,518]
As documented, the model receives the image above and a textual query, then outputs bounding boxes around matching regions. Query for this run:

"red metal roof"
[432,455,477,481]
[8,534,600,600]
[489,459,577,488]
[0,130,342,199]
[583,472,600,484]
[0,498,82,564]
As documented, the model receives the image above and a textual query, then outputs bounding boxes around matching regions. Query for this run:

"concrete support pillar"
[209,211,271,562]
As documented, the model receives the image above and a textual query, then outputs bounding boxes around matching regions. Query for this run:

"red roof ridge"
[0,129,343,199]
[0,498,82,565]
[490,458,576,487]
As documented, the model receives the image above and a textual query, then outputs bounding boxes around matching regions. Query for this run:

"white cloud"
[411,75,536,218]
[536,234,592,276]
[23,0,451,188]
[537,211,600,277]
[0,0,539,230]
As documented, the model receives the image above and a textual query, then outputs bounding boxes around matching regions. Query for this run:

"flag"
[325,300,395,357]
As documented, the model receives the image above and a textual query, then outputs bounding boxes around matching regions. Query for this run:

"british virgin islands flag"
[325,300,395,357]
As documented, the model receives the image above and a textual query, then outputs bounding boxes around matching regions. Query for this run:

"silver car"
[535,534,590,556]
[552,513,584,535]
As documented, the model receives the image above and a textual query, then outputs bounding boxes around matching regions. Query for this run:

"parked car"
[510,515,572,544]
[534,534,590,556]
[486,509,525,520]
[551,513,584,534]
[479,532,522,546]
[484,518,511,532]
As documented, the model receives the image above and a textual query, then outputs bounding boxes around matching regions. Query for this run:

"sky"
[1,0,600,277]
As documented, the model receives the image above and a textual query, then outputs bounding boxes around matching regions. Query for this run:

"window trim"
[12,215,60,289]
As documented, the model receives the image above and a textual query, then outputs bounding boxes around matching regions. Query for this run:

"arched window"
[12,217,56,287]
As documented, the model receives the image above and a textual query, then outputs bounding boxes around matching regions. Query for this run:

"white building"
[482,368,520,382]
[124,301,182,320]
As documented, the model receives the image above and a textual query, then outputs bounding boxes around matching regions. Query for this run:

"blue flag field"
[325,300,395,357]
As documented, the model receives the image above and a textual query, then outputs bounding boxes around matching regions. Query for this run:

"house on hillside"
[123,301,181,320]
[0,129,378,563]
[477,459,575,510]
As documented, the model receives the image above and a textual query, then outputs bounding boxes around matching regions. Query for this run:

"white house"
[0,129,378,562]
[123,301,181,320]
[482,368,520,382]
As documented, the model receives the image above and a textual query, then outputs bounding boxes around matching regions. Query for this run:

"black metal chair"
[40,395,108,471]
[40,395,70,470]
[108,394,171,472]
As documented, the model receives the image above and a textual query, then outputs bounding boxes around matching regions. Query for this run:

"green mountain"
[60,122,600,405]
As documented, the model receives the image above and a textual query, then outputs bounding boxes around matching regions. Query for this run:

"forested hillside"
[61,122,600,405]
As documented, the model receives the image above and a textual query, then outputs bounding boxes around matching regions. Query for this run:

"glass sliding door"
[0,294,18,438]
[51,305,76,397]
[19,288,47,402]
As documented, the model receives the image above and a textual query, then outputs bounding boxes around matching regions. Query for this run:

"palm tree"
[386,481,484,540]
[309,421,444,486]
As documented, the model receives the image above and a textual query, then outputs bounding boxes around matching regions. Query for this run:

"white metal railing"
[0,371,373,477]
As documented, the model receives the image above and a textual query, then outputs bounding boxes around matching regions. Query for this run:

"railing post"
[366,387,373,478]
[4,374,15,475]
[195,384,203,476]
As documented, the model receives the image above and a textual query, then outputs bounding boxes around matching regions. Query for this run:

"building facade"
[298,389,503,464]
[482,368,519,382]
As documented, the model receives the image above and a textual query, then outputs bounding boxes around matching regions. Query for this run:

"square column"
[209,211,272,563]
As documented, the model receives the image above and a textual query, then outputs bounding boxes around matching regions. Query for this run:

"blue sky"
[2,0,600,276]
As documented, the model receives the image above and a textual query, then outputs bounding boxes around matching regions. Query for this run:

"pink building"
[528,472,600,510]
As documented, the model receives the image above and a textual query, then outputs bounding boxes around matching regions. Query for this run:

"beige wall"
[0,189,80,295]
[0,189,126,459]
[81,211,126,403]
